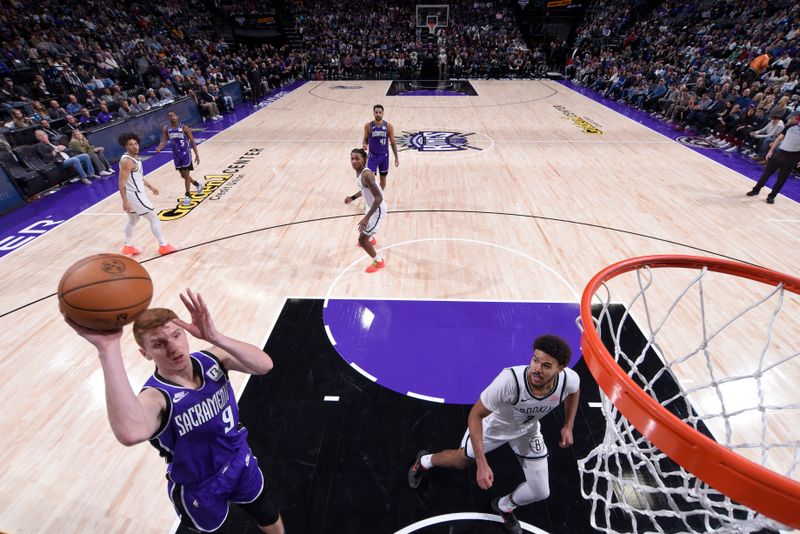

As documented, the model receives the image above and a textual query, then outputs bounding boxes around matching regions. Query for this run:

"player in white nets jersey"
[408,334,580,534]
[344,148,386,273]
[117,132,177,256]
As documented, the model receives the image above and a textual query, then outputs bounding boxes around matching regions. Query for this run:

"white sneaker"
[717,142,732,149]
[100,170,114,176]
[725,146,738,153]
[195,178,204,194]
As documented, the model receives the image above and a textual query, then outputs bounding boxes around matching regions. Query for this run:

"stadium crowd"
[569,0,800,161]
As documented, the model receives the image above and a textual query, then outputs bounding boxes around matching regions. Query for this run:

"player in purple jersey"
[408,335,579,534]
[361,104,399,190]
[65,289,285,533]
[156,111,203,207]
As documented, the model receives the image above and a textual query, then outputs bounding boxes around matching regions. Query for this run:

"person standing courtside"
[344,148,386,273]
[408,335,580,534]
[64,289,285,533]
[746,112,800,204]
[362,104,399,190]
[156,111,203,206]
[117,132,177,256]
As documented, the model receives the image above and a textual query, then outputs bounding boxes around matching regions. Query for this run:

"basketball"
[58,254,153,331]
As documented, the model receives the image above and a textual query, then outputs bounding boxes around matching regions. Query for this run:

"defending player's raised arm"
[174,289,274,375]
[64,318,165,446]
[362,122,370,151]
[155,125,168,153]
[388,122,399,166]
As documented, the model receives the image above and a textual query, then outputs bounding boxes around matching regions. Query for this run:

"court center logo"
[158,148,263,221]
[398,130,492,156]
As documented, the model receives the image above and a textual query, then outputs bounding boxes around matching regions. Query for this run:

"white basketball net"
[578,264,800,533]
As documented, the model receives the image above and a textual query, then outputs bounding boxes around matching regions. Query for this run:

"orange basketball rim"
[579,255,800,529]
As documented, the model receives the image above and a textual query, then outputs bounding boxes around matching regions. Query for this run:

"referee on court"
[747,111,800,204]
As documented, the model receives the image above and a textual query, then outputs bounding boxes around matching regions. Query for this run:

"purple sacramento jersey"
[367,121,390,174]
[168,123,192,169]
[142,351,249,485]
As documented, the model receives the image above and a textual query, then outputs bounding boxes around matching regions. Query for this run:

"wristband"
[350,195,357,201]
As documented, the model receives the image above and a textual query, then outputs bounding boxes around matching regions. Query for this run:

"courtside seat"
[0,150,47,197]
[13,144,68,185]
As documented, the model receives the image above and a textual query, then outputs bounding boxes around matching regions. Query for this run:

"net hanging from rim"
[578,255,800,533]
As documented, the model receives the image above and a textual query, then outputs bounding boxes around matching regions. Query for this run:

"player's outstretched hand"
[63,314,123,350]
[174,288,220,343]
[476,463,494,490]
[344,195,353,204]
[559,426,574,448]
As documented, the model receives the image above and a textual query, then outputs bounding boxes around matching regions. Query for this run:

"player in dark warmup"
[156,111,203,206]
[362,104,398,191]
[65,289,285,533]
[408,335,579,534]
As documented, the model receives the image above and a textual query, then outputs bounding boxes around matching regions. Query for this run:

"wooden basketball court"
[1,80,798,533]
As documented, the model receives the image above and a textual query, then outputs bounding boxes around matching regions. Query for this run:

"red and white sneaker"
[158,244,178,255]
[121,245,142,256]
[365,259,385,273]
[357,237,378,248]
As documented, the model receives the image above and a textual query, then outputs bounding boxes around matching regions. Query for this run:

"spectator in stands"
[31,75,55,101]
[60,114,81,135]
[0,77,31,115]
[95,102,113,125]
[78,108,96,128]
[751,113,786,162]
[33,129,99,185]
[111,85,125,102]
[100,88,115,104]
[4,108,34,130]
[30,101,48,123]
[48,99,67,119]
[68,130,114,176]
[84,90,100,110]
[136,94,152,112]
[146,89,160,108]
[158,80,176,100]
[38,119,67,145]
[117,99,133,119]
[196,85,223,120]
[208,84,231,113]
[748,51,771,81]
[65,95,83,116]
[128,96,145,114]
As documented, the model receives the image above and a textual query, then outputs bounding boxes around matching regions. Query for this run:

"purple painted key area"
[558,79,800,203]
[0,80,307,257]
[323,299,581,404]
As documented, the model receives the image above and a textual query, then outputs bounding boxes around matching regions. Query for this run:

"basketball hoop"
[578,255,800,532]
[426,18,437,35]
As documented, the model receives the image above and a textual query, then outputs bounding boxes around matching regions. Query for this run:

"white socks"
[420,454,434,470]
[498,495,516,513]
